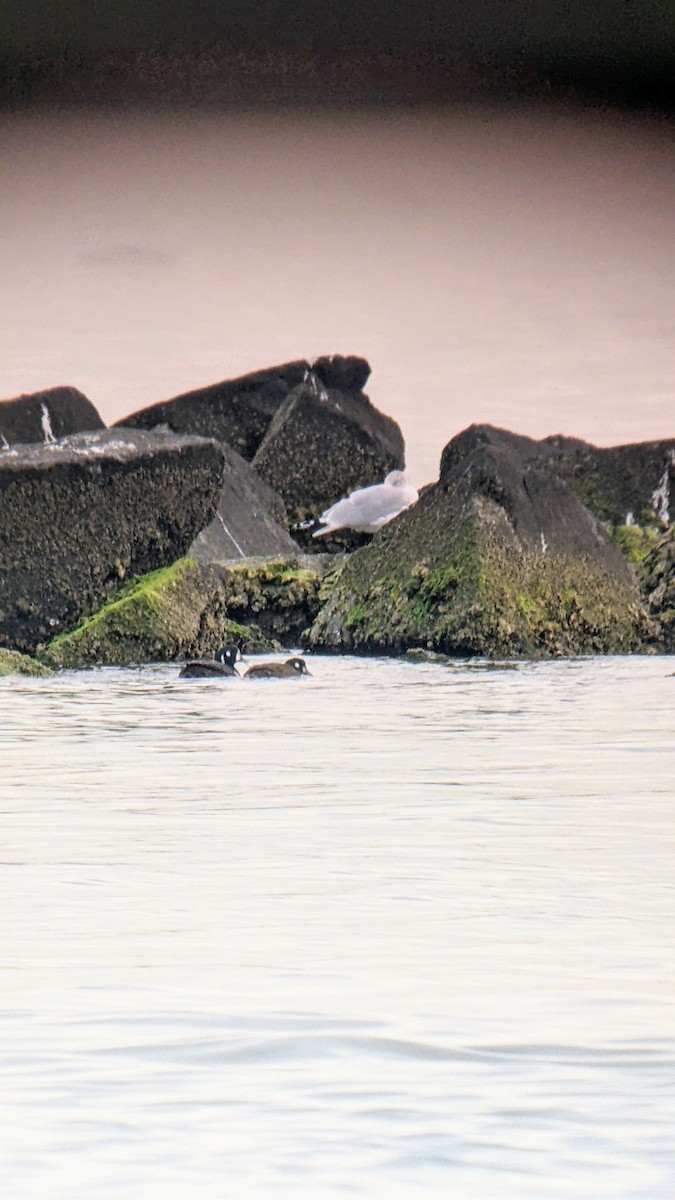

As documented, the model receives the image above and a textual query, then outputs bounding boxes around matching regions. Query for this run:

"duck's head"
[215,644,241,669]
[288,657,311,676]
[384,470,407,487]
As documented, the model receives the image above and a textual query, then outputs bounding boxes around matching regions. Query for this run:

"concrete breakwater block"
[306,424,654,658]
[0,428,225,653]
[0,385,105,447]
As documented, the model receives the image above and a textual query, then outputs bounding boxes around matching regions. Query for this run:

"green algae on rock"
[207,558,329,645]
[0,427,225,654]
[41,559,253,668]
[612,523,662,565]
[0,648,53,677]
[40,556,328,669]
[306,426,652,658]
[639,526,675,652]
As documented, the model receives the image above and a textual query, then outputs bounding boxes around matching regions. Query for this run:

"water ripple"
[2,655,675,1197]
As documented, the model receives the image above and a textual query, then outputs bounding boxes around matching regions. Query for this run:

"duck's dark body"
[244,656,311,679]
[178,660,237,679]
[178,644,240,678]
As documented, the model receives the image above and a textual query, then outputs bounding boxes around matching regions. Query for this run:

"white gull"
[313,470,418,537]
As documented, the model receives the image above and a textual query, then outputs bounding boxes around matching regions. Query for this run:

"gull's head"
[384,470,407,487]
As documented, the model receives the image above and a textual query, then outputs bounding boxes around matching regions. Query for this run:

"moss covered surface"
[0,430,226,655]
[214,559,326,644]
[306,483,652,658]
[612,523,662,565]
[0,647,53,676]
[40,557,327,668]
[40,558,243,668]
[638,526,675,652]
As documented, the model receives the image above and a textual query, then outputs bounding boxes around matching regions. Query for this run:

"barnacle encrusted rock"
[639,525,675,652]
[0,648,53,677]
[306,425,652,657]
[0,428,224,653]
[40,557,330,668]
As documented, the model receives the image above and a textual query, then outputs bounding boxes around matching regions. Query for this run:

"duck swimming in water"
[178,644,241,678]
[244,656,311,679]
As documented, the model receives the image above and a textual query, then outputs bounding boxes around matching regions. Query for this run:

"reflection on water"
[1,655,674,1197]
[1,105,674,485]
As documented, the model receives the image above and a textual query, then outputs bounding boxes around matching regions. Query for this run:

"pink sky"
[1,104,673,485]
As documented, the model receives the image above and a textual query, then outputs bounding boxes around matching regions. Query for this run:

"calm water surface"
[2,654,674,1197]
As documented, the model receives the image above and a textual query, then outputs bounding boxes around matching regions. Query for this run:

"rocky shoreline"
[1,357,673,674]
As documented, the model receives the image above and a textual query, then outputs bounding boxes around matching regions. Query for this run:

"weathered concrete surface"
[0,648,53,677]
[639,525,675,652]
[306,424,651,658]
[0,429,225,653]
[189,442,300,562]
[41,557,329,668]
[114,360,308,460]
[0,386,105,445]
[251,377,405,526]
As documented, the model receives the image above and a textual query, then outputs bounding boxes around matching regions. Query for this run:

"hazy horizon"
[2,101,673,486]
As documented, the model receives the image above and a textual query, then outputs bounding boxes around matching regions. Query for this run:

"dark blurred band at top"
[1,0,674,111]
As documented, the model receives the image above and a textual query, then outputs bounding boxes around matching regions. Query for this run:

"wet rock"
[0,386,105,446]
[639,526,675,652]
[251,377,405,528]
[444,425,675,532]
[0,429,225,654]
[402,647,453,665]
[204,557,332,648]
[612,522,662,565]
[439,425,637,571]
[312,354,371,392]
[41,557,330,668]
[114,360,308,460]
[189,442,300,562]
[306,424,651,658]
[403,648,520,669]
[40,559,257,668]
[541,436,675,528]
[0,648,53,677]
[440,424,553,477]
[113,356,404,544]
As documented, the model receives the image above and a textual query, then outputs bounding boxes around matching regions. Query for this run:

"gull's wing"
[314,480,418,536]
[348,482,407,519]
[317,496,358,524]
